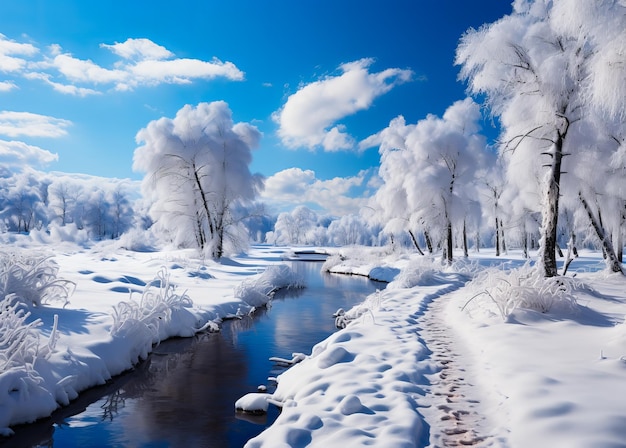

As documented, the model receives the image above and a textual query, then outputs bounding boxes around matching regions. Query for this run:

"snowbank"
[248,248,626,447]
[246,259,467,447]
[448,266,626,447]
[0,244,303,434]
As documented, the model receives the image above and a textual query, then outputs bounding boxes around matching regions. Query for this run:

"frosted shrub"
[0,294,61,433]
[0,250,75,308]
[464,264,581,319]
[321,254,343,273]
[0,297,44,372]
[335,289,382,328]
[110,268,194,343]
[234,264,304,308]
[388,257,439,289]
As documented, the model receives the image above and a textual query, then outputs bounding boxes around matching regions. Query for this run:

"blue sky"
[0,0,511,215]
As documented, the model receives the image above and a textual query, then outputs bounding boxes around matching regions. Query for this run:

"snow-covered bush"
[29,223,92,247]
[0,294,60,434]
[388,257,440,289]
[115,226,159,252]
[0,250,75,307]
[234,264,304,308]
[110,268,208,349]
[335,289,382,328]
[463,264,581,319]
[321,254,343,273]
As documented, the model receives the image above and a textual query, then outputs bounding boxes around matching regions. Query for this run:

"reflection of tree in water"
[119,330,250,447]
[101,389,125,422]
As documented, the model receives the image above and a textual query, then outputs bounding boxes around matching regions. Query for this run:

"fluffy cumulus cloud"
[0,111,71,138]
[261,167,373,215]
[0,36,243,96]
[274,58,413,152]
[0,139,58,168]
[0,34,38,73]
[100,38,173,60]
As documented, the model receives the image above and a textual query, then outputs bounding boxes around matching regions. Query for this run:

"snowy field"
[1,240,626,447]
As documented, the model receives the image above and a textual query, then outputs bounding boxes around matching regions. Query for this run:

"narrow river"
[1,261,385,448]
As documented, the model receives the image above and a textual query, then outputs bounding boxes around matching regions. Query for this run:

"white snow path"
[418,291,501,447]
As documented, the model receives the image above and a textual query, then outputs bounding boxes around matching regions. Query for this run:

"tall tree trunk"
[475,231,480,253]
[462,220,468,258]
[445,217,453,264]
[578,191,623,274]
[500,218,506,254]
[424,230,433,253]
[539,132,565,278]
[408,230,425,255]
[193,166,215,238]
[495,215,501,257]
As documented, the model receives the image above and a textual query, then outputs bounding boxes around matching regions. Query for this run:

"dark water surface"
[2,262,384,448]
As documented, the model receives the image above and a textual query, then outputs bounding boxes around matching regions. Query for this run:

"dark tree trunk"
[462,220,468,258]
[540,131,565,278]
[424,230,433,253]
[500,218,506,254]
[408,230,425,255]
[445,217,453,264]
[579,191,623,274]
[495,215,501,257]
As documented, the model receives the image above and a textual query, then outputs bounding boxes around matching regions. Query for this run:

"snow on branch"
[0,293,61,434]
[0,250,75,308]
[462,263,582,320]
[110,267,211,347]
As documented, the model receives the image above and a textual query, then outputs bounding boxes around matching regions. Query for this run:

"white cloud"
[0,139,58,168]
[47,38,245,91]
[0,111,72,138]
[1,35,244,95]
[24,72,100,97]
[129,57,244,85]
[261,167,372,216]
[274,58,413,152]
[0,33,38,73]
[52,53,127,84]
[0,81,17,92]
[100,38,173,60]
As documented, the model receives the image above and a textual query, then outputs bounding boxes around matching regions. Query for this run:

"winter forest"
[2,1,625,277]
[2,0,626,446]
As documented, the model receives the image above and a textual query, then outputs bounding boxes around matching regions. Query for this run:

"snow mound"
[234,264,304,308]
[110,267,206,345]
[235,393,270,413]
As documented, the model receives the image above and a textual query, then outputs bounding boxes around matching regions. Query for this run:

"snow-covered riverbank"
[0,243,303,434]
[246,248,626,447]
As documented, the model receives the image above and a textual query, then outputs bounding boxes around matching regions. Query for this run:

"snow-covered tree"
[371,99,487,263]
[457,0,626,275]
[327,214,370,246]
[134,102,264,258]
[273,206,322,245]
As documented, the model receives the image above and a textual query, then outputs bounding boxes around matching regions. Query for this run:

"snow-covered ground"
[1,241,626,447]
[0,241,304,435]
[245,248,626,447]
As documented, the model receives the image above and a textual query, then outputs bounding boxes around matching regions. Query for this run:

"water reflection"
[0,262,384,448]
